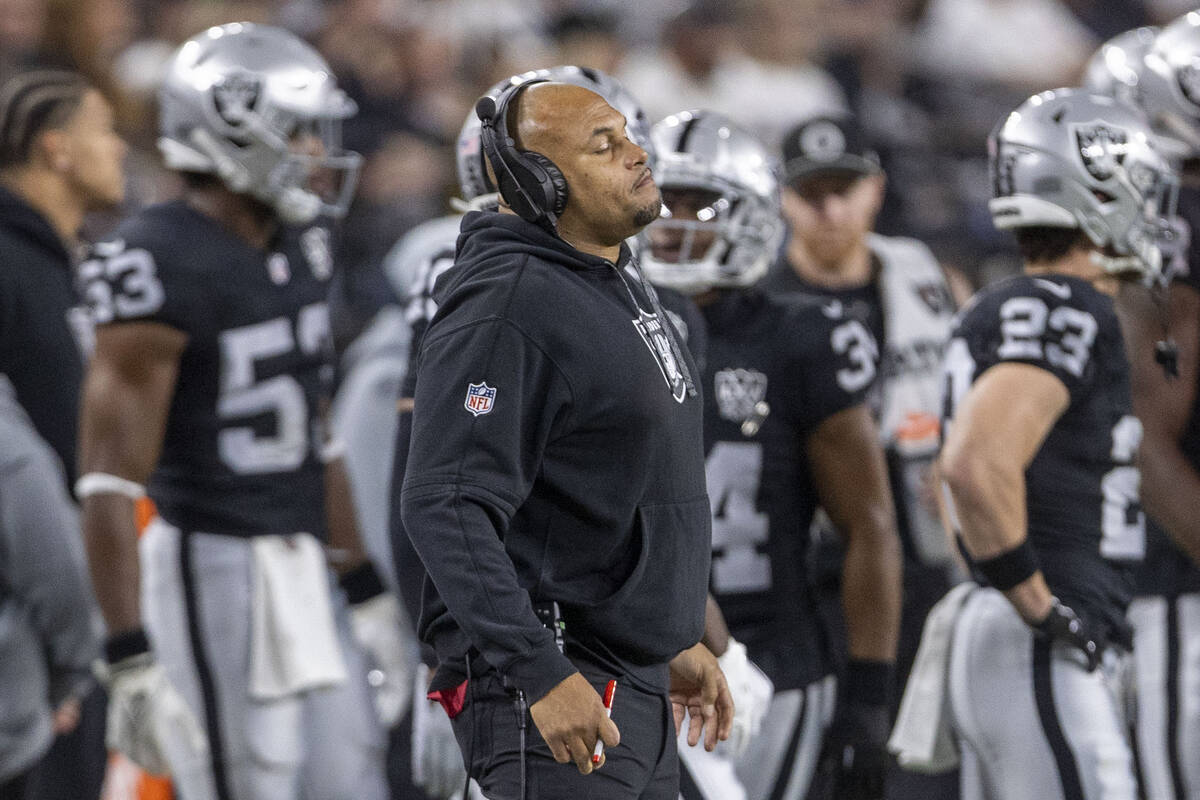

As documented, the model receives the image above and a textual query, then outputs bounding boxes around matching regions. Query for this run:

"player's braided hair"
[0,69,90,169]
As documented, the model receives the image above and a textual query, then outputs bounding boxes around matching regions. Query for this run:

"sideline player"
[939,88,1175,800]
[1085,19,1200,798]
[77,24,398,798]
[759,118,962,775]
[641,109,902,800]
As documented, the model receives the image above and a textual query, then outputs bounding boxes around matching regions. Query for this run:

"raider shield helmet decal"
[1075,122,1128,181]
[212,71,262,129]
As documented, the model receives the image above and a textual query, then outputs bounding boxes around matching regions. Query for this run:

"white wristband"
[320,438,348,463]
[75,472,146,500]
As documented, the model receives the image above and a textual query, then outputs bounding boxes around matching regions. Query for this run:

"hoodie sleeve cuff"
[501,641,579,703]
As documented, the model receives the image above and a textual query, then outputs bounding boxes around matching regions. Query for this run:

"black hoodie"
[401,211,710,700]
[0,185,83,483]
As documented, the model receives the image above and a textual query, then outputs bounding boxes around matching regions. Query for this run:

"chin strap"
[1087,249,1147,280]
[449,193,501,213]
[1151,277,1180,379]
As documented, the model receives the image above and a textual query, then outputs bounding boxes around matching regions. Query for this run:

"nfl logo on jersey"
[464,382,496,416]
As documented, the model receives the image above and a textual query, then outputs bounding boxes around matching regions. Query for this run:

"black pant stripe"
[1167,597,1186,800]
[1032,638,1085,800]
[180,530,234,800]
[1129,716,1146,799]
[678,757,706,800]
[768,688,809,800]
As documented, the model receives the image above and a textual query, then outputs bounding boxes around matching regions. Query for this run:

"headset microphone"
[474,95,496,123]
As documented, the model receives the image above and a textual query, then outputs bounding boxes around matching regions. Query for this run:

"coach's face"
[518,83,661,249]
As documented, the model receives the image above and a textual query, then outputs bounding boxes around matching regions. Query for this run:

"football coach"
[400,76,732,799]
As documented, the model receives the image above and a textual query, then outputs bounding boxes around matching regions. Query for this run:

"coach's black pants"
[452,667,679,799]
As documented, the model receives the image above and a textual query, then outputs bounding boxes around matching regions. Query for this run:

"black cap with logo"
[781,116,881,184]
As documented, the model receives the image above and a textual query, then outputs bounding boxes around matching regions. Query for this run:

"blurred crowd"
[3,0,1197,338]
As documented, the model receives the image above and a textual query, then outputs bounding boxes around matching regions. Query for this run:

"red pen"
[592,679,617,764]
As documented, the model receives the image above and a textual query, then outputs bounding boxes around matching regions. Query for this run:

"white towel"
[887,582,976,773]
[249,533,348,700]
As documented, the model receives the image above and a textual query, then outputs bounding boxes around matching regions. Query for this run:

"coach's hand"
[669,643,734,751]
[530,672,619,775]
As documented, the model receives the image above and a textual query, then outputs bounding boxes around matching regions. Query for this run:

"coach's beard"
[633,196,662,229]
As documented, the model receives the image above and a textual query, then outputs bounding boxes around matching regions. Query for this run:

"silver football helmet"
[1135,13,1200,160]
[1083,27,1157,102]
[640,110,784,294]
[158,22,362,225]
[989,88,1177,281]
[454,65,655,205]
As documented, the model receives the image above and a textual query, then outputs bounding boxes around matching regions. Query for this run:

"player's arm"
[324,452,370,573]
[809,404,902,664]
[808,403,900,795]
[78,320,210,773]
[324,448,412,728]
[1126,282,1200,565]
[78,321,186,638]
[938,362,1067,623]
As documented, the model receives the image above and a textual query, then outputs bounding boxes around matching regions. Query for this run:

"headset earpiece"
[475,78,569,229]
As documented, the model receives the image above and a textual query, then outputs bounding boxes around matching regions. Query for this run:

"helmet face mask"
[988,89,1177,284]
[640,110,783,295]
[158,23,362,225]
[650,186,729,267]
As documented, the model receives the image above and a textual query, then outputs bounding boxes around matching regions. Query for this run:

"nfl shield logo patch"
[464,382,496,416]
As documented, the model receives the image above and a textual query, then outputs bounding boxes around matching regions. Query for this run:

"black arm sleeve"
[400,316,576,702]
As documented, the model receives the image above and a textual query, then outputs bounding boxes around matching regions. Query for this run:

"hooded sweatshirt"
[400,211,710,701]
[0,186,84,483]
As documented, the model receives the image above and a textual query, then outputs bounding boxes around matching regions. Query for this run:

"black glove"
[1032,598,1102,671]
[812,700,889,800]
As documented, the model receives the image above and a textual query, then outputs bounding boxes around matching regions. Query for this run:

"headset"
[475,77,569,229]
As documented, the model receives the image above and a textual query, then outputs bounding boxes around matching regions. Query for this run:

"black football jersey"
[1136,185,1200,596]
[701,289,873,690]
[78,201,335,537]
[944,274,1143,634]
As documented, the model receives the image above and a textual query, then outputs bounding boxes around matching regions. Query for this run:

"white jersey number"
[832,319,878,393]
[707,441,771,593]
[998,297,1097,378]
[1100,415,1145,559]
[78,248,166,323]
[217,303,330,474]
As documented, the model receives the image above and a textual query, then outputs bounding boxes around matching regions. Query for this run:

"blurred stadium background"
[4,0,1191,347]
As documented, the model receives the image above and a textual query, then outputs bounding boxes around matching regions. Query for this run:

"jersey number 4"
[707,441,771,593]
